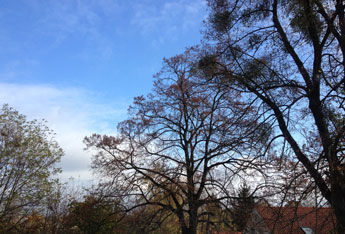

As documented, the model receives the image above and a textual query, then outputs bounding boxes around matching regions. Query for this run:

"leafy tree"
[120,204,180,234]
[85,49,260,234]
[66,195,124,234]
[0,104,63,232]
[203,0,345,232]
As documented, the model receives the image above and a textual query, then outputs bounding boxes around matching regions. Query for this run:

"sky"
[0,0,208,183]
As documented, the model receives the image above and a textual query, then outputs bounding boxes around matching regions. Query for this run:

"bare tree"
[202,0,345,232]
[85,49,260,234]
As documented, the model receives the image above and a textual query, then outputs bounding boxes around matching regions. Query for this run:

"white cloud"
[0,82,128,183]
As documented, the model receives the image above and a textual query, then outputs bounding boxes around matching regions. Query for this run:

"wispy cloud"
[0,0,122,61]
[0,83,128,182]
[131,0,207,45]
[0,59,40,81]
[34,0,121,60]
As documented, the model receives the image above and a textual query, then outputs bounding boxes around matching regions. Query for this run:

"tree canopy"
[203,0,345,232]
[85,49,262,234]
[0,104,63,232]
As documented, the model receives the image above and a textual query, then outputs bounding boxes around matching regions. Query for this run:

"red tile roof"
[211,232,242,234]
[254,206,336,234]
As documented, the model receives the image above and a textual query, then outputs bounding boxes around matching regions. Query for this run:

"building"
[244,206,336,234]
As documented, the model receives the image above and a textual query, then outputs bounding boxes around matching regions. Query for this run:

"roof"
[211,232,242,234]
[250,206,336,234]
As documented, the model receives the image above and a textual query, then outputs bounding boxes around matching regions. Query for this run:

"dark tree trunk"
[188,212,198,234]
[334,208,345,234]
[332,184,345,233]
[181,209,198,234]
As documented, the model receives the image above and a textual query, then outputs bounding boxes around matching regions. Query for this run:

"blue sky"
[0,0,207,182]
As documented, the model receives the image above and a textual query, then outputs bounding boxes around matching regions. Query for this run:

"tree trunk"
[182,226,197,234]
[181,210,198,234]
[332,185,345,233]
[188,212,198,234]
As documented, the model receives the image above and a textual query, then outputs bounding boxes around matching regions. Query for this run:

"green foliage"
[0,104,63,231]
[66,196,123,234]
[288,0,323,41]
[210,10,231,33]
[198,54,219,79]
